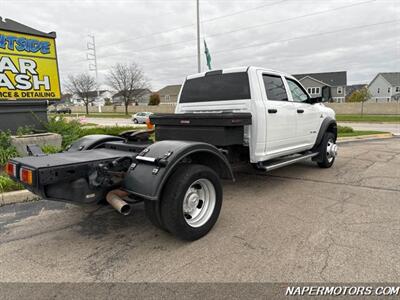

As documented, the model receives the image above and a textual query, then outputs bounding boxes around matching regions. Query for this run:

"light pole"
[196,0,201,73]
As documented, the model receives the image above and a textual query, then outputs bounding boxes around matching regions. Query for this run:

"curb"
[0,190,40,207]
[337,133,393,143]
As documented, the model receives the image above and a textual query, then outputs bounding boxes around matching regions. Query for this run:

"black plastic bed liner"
[151,113,252,146]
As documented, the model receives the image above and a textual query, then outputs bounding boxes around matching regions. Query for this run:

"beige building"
[157,84,182,104]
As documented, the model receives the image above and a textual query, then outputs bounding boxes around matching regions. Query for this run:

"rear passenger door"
[261,73,297,155]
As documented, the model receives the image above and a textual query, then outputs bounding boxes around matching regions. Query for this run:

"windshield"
[180,72,251,103]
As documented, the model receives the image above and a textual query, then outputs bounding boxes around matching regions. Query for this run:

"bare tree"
[65,73,96,114]
[107,63,149,115]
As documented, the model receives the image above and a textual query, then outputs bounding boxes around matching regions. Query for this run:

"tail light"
[20,168,33,185]
[5,162,17,177]
[146,117,154,130]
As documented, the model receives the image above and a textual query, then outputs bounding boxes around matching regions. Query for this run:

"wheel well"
[327,122,338,141]
[185,151,234,180]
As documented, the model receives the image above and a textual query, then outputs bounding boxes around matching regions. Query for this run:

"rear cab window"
[180,72,251,103]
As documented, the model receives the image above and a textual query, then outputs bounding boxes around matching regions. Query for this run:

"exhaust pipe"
[106,189,132,216]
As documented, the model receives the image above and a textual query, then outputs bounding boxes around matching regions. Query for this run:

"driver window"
[286,79,309,102]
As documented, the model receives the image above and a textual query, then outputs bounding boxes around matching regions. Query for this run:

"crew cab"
[6,66,337,241]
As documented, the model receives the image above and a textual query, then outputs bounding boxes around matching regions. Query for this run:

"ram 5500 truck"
[6,66,337,240]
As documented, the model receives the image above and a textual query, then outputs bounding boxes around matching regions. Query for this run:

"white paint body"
[175,66,335,163]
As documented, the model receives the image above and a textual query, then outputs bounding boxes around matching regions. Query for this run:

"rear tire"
[144,200,167,231]
[160,164,223,241]
[133,119,138,124]
[317,132,337,168]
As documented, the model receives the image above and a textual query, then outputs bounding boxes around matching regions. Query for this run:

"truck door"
[285,78,321,146]
[260,73,297,155]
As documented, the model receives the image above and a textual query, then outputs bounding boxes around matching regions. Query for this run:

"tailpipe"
[106,189,131,216]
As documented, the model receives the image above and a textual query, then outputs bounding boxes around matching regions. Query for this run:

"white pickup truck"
[7,66,337,240]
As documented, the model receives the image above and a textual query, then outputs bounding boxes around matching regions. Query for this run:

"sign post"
[0,17,60,133]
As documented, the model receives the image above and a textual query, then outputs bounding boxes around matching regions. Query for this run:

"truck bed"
[151,112,252,146]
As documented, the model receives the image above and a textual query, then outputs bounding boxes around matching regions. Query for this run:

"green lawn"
[336,114,400,123]
[338,130,388,138]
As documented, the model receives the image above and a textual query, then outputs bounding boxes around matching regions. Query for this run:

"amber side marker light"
[5,162,17,177]
[20,168,33,185]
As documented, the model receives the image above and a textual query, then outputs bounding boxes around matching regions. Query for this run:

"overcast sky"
[1,0,399,91]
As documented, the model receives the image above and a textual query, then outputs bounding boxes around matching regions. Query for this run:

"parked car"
[7,66,337,241]
[49,107,72,114]
[132,112,153,124]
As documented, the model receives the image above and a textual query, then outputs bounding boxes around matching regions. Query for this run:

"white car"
[132,112,153,124]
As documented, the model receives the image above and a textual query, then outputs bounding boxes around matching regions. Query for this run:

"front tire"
[317,132,337,168]
[160,164,223,241]
[133,119,138,124]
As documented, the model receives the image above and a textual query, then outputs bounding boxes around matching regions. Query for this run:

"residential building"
[367,72,400,102]
[293,71,347,102]
[71,90,114,106]
[112,89,152,105]
[157,84,182,104]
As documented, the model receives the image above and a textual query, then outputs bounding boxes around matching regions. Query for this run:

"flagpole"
[196,0,201,73]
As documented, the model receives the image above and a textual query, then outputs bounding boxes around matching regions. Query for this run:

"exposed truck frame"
[6,66,338,240]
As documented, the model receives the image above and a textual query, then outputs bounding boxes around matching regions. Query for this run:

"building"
[367,72,400,102]
[71,90,114,106]
[293,71,347,102]
[111,89,152,105]
[157,84,182,104]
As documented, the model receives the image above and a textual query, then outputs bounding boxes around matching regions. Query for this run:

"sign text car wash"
[0,28,61,100]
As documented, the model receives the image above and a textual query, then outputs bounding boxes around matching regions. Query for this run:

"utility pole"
[87,34,100,110]
[196,0,201,73]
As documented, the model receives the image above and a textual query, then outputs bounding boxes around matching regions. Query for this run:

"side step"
[256,152,319,172]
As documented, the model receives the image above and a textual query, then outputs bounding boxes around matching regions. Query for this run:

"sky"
[1,0,399,91]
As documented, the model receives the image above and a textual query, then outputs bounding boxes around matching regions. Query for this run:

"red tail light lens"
[20,168,33,185]
[5,162,17,177]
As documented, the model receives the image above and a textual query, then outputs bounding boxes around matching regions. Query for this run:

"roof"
[112,88,151,98]
[378,73,400,86]
[0,17,56,38]
[293,71,347,86]
[157,84,182,95]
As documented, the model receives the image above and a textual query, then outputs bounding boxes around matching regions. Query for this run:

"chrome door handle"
[268,109,278,114]
[297,109,304,113]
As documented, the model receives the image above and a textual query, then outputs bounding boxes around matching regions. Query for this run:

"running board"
[257,152,319,172]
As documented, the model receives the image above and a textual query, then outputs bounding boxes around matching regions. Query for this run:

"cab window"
[286,79,309,102]
[262,75,288,101]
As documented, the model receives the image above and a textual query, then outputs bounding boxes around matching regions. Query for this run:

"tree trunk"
[124,99,128,115]
[85,102,89,115]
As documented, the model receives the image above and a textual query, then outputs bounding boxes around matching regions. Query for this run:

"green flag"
[204,39,212,70]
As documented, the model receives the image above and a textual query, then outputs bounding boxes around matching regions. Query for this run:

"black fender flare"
[122,140,234,201]
[313,117,337,150]
[66,134,124,151]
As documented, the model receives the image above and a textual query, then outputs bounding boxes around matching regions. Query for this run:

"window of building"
[396,86,400,92]
[388,87,391,93]
[307,87,320,94]
[262,75,288,101]
[377,88,380,94]
[337,86,343,94]
[165,95,170,102]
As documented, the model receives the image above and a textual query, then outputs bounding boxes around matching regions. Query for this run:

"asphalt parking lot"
[0,138,399,282]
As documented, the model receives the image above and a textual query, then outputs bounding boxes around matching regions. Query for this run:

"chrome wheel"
[183,178,216,228]
[326,138,337,163]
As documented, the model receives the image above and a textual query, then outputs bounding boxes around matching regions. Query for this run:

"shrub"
[148,93,160,106]
[338,125,354,133]
[45,115,82,149]
[0,174,23,193]
[16,125,35,136]
[0,130,18,167]
[41,144,61,154]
